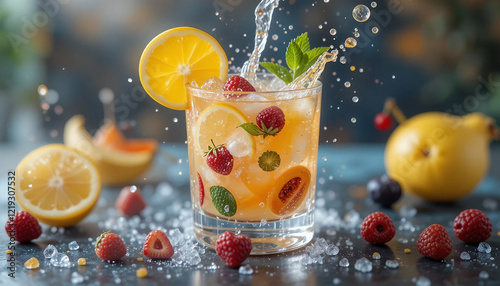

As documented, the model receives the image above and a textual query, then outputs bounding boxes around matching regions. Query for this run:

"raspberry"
[417,224,452,260]
[5,211,42,243]
[205,140,234,175]
[360,212,396,244]
[453,209,492,243]
[95,231,127,261]
[215,231,252,268]
[256,106,286,136]
[223,75,255,98]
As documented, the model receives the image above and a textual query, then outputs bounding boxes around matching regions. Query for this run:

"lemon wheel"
[15,144,101,227]
[139,27,228,110]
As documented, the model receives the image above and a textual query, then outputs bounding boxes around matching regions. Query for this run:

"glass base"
[193,209,314,255]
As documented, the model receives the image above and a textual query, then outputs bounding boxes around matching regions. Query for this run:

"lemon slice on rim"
[15,144,101,227]
[195,103,255,158]
[139,27,228,110]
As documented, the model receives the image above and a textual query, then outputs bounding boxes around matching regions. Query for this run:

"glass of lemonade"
[186,74,322,254]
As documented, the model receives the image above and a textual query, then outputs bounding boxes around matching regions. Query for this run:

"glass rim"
[186,73,322,100]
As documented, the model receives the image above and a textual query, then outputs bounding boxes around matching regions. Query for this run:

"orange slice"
[93,122,157,153]
[15,144,101,227]
[139,27,228,110]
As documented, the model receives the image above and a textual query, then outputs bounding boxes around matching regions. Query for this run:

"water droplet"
[173,118,178,123]
[371,2,377,8]
[372,27,379,34]
[392,75,396,79]
[352,5,371,22]
[345,37,357,48]
[324,0,330,3]
[354,32,360,38]
[127,78,132,83]
[165,127,169,131]
[352,96,359,103]
[339,56,347,64]
[318,24,323,29]
[351,117,357,123]
[272,34,278,40]
[344,81,351,88]
[359,68,364,73]
[329,28,337,36]
[288,25,293,30]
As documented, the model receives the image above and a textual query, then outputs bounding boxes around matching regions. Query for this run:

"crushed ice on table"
[68,241,79,251]
[71,272,84,284]
[460,251,471,260]
[415,276,431,286]
[238,264,254,275]
[482,198,498,210]
[302,238,339,265]
[354,257,372,273]
[477,242,492,253]
[333,278,341,284]
[398,218,416,232]
[399,205,417,217]
[44,244,58,259]
[339,258,349,267]
[479,271,489,279]
[385,260,399,268]
[51,253,71,268]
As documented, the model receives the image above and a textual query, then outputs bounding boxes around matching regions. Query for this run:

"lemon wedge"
[139,27,228,110]
[15,144,101,227]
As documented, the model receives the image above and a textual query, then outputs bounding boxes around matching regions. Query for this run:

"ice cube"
[354,257,372,273]
[416,276,431,286]
[315,238,328,252]
[385,260,399,268]
[200,165,219,185]
[44,244,58,259]
[325,244,339,256]
[168,228,183,247]
[51,253,70,267]
[238,264,253,275]
[477,242,492,253]
[71,272,84,284]
[460,251,471,260]
[201,76,224,91]
[225,130,252,158]
[339,258,349,267]
[68,241,79,251]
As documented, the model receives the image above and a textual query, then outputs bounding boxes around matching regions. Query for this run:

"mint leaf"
[238,123,265,136]
[306,47,330,67]
[286,41,303,72]
[260,62,293,84]
[293,32,310,53]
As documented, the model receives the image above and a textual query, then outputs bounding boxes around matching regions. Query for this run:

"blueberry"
[367,175,402,208]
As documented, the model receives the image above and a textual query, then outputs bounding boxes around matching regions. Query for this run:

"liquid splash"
[284,50,339,90]
[240,0,280,83]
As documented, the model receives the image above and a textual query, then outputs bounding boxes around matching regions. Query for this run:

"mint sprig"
[260,32,329,84]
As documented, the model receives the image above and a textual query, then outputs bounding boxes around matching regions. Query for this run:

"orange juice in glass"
[186,74,321,254]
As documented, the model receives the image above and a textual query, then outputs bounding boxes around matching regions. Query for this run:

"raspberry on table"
[417,224,452,260]
[360,212,396,244]
[215,231,252,268]
[453,209,492,243]
[5,211,42,243]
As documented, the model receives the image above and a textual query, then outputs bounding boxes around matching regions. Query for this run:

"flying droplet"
[372,27,379,34]
[318,24,323,29]
[371,2,377,8]
[351,117,357,123]
[352,96,359,103]
[359,68,364,73]
[127,78,133,83]
[330,28,337,36]
[345,37,357,48]
[272,34,278,40]
[340,56,347,64]
[352,5,371,22]
[344,81,351,88]
[38,85,48,96]
[354,32,360,38]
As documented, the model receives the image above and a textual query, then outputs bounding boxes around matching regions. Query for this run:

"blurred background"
[1,0,500,144]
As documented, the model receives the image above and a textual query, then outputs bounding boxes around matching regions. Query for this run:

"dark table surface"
[0,144,499,285]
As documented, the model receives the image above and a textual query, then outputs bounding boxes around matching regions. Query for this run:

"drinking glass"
[185,74,322,254]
